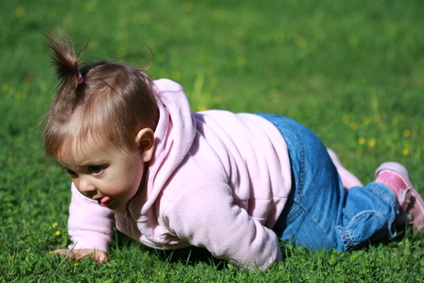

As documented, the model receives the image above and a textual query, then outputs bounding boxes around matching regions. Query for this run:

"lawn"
[1,0,424,281]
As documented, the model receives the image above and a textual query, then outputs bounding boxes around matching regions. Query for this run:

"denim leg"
[255,113,398,251]
[337,182,398,250]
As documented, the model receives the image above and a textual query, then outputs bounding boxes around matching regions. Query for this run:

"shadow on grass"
[112,224,420,270]
[113,229,228,270]
[156,246,228,270]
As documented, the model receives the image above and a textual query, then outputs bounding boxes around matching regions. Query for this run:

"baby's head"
[44,34,159,161]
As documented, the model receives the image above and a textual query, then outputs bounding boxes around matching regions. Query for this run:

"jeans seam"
[287,119,305,205]
[369,186,398,236]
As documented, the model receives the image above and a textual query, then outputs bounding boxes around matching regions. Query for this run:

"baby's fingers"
[51,249,74,259]
[89,250,108,263]
[51,249,108,263]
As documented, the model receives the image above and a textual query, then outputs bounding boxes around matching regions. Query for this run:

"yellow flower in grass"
[236,56,247,67]
[15,7,25,17]
[181,2,194,13]
[234,27,246,38]
[214,96,223,104]
[403,129,411,138]
[358,137,366,145]
[368,138,376,148]
[52,222,58,228]
[296,37,308,48]
[362,117,371,125]
[342,116,349,124]
[350,123,359,130]
[171,70,181,81]
[402,148,410,156]
[55,231,61,236]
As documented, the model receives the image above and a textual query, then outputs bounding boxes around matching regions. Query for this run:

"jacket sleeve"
[67,183,115,252]
[164,182,282,271]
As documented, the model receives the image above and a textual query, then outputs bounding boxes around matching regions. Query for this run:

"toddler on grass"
[45,35,424,271]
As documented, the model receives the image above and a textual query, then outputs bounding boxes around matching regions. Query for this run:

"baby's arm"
[52,183,115,262]
[165,183,282,271]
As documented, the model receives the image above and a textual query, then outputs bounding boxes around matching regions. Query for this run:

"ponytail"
[44,33,159,158]
[45,33,87,119]
[46,33,87,86]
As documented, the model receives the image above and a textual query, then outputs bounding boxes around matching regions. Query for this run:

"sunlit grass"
[1,0,423,281]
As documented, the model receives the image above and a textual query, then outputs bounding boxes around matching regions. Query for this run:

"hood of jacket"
[138,78,196,215]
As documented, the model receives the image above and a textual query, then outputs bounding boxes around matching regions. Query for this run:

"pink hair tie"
[77,72,84,84]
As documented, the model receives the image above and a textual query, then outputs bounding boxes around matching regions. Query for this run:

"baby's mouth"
[98,196,112,207]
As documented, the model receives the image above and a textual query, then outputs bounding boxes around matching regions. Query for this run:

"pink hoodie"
[67,79,292,270]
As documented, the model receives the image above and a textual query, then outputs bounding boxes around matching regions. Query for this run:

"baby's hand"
[52,249,108,263]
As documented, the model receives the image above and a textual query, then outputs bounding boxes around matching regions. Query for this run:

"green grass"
[1,0,424,281]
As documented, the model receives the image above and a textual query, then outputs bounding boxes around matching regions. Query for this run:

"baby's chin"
[101,197,128,211]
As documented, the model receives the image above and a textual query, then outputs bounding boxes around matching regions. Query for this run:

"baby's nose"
[77,178,97,198]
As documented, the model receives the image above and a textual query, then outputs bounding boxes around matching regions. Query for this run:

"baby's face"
[57,137,147,210]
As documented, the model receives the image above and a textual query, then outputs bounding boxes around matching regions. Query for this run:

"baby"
[45,35,424,271]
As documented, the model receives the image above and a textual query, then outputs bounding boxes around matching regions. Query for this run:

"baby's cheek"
[108,182,134,197]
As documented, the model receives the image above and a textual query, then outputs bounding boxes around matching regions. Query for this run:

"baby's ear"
[135,128,155,162]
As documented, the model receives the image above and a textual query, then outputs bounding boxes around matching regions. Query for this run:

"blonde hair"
[44,34,159,159]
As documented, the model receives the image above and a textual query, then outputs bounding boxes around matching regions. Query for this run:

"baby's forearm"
[68,183,115,252]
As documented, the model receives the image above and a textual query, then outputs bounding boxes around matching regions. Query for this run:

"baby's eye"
[66,169,77,178]
[89,166,103,174]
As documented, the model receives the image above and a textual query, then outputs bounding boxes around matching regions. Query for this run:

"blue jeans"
[255,114,398,251]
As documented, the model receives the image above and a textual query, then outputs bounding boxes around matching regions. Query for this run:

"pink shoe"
[375,162,424,231]
[327,148,363,189]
